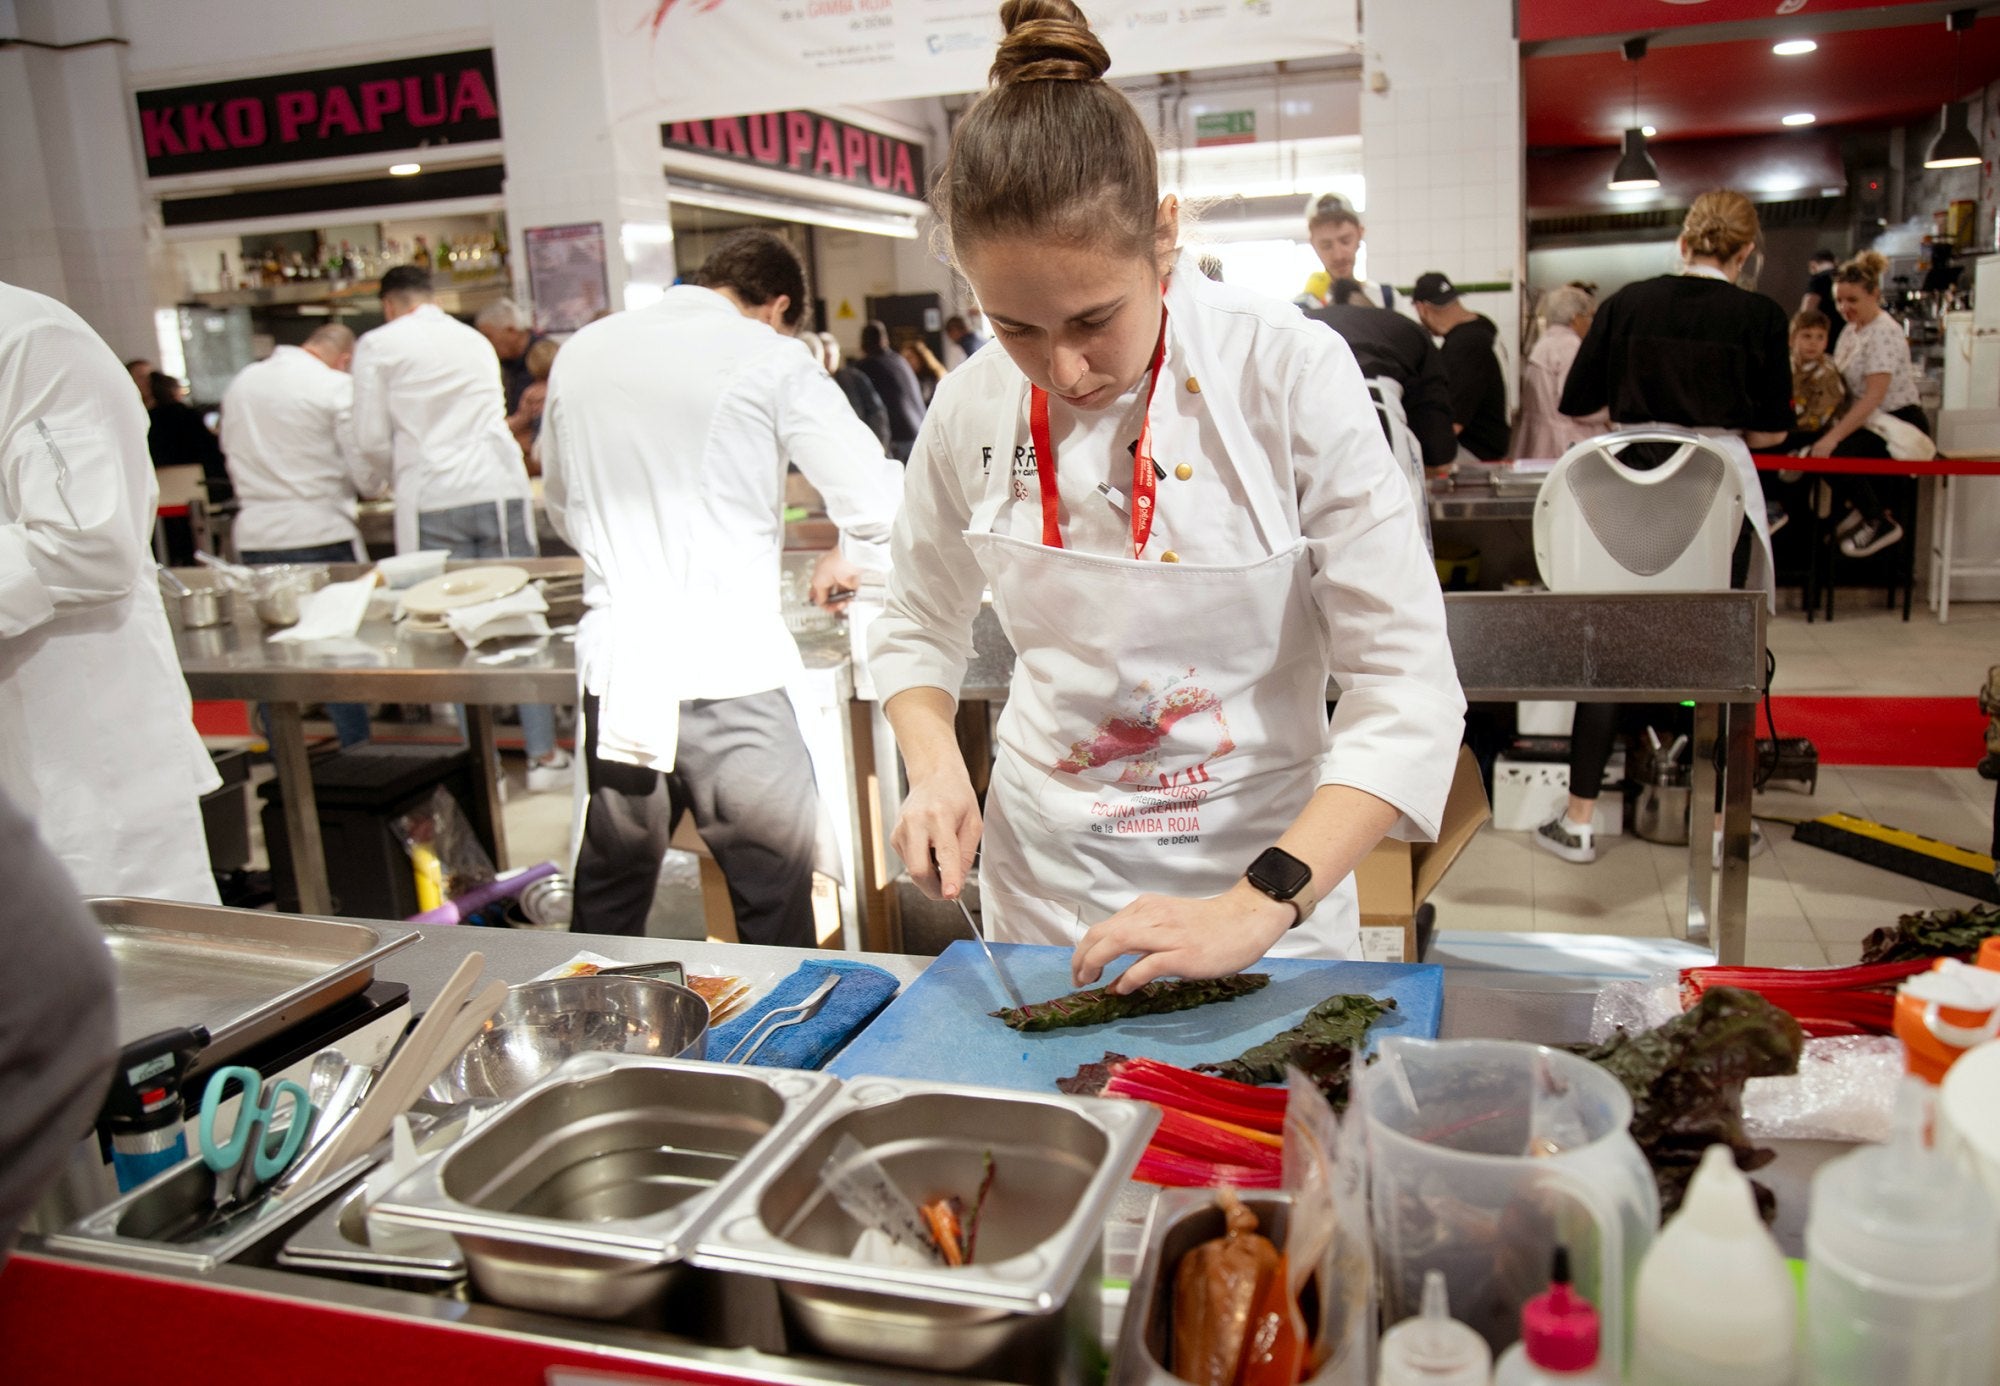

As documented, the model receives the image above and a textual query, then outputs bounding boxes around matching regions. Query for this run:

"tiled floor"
[1436,598,1997,965]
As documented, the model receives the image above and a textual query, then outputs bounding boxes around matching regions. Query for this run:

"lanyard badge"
[1028,303,1170,559]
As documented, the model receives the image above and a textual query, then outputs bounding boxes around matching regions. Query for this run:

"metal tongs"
[724,974,841,1063]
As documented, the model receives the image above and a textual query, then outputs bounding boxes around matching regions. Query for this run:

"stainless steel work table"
[856,590,1768,966]
[171,560,862,937]
[1426,470,1542,521]
[6,926,1836,1384]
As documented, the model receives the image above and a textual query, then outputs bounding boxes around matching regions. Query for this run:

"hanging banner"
[613,0,1359,125]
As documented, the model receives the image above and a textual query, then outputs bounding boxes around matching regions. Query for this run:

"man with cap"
[1411,271,1510,463]
[1306,193,1395,311]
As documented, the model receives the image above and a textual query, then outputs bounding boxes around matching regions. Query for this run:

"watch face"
[1247,847,1311,901]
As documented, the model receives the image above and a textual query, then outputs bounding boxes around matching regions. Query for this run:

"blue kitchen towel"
[708,959,900,1070]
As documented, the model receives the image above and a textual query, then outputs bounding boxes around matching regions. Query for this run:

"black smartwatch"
[1245,846,1317,927]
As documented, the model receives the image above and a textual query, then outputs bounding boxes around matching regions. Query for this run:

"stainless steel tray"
[89,897,420,1061]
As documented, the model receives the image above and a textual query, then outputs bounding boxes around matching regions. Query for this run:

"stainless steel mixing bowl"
[426,976,708,1104]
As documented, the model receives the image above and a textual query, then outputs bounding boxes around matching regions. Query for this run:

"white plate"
[399,565,530,617]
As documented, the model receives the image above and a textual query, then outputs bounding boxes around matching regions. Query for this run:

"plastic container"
[1805,1082,1998,1386]
[1893,959,2000,1083]
[1359,1038,1658,1359]
[1378,1270,1492,1386]
[1492,1249,1611,1385]
[1629,1144,1795,1386]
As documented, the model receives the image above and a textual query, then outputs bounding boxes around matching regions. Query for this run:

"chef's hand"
[1071,881,1293,993]
[1807,434,1839,459]
[892,771,983,901]
[810,549,861,612]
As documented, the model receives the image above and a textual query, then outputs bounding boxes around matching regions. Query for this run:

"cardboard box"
[1354,745,1491,963]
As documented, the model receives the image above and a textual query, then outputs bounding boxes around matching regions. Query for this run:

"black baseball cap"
[1411,271,1459,306]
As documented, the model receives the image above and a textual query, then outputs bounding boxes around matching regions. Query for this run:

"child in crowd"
[1788,309,1846,450]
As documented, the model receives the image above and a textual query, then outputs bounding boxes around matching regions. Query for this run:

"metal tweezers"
[723,974,841,1064]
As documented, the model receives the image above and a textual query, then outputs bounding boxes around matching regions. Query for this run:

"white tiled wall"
[1359,0,1523,362]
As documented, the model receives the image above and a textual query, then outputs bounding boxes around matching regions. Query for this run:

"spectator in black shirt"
[1303,289,1457,471]
[1540,189,1787,871]
[819,331,891,446]
[1410,271,1510,461]
[1799,249,1844,354]
[855,319,927,461]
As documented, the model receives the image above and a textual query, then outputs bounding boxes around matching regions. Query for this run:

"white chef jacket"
[221,345,384,553]
[350,303,529,553]
[541,284,904,771]
[0,282,220,902]
[868,252,1466,842]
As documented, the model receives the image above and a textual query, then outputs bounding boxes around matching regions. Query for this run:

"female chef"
[866,0,1465,991]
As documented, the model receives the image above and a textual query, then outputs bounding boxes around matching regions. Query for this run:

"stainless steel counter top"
[1428,471,1542,521]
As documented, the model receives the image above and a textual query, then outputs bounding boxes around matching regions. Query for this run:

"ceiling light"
[1608,37,1660,191]
[1642,125,1657,137]
[1926,102,1983,167]
[389,162,422,176]
[1781,113,1816,126]
[1772,39,1817,56]
[1609,129,1662,190]
[1926,10,1984,169]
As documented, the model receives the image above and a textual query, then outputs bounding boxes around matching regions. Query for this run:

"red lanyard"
[1027,304,1169,559]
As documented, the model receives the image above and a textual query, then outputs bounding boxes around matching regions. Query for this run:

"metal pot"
[157,567,225,628]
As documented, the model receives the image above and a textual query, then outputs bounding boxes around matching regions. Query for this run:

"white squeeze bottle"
[1629,1143,1796,1386]
[1805,1081,1998,1386]
[1378,1270,1492,1386]
[1493,1249,1613,1386]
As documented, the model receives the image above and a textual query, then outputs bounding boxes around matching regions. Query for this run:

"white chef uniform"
[221,345,383,555]
[0,282,220,902]
[869,251,1465,961]
[541,284,905,772]
[350,303,529,555]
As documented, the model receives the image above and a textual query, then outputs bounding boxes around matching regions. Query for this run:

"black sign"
[136,49,501,178]
[662,111,925,200]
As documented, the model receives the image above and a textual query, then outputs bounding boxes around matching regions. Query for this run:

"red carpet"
[1766,696,1988,768]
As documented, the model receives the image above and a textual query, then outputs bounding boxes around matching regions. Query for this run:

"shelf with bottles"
[175,213,512,310]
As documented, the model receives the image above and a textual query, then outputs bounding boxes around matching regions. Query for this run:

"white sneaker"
[1711,824,1768,868]
[526,748,574,793]
[1534,815,1597,864]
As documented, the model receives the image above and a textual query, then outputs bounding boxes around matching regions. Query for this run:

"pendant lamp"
[1608,37,1662,190]
[1924,10,1984,171]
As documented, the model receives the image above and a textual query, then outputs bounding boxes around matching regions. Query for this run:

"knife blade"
[954,894,1025,1010]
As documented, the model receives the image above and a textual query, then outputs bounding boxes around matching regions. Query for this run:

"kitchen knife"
[954,894,1025,1011]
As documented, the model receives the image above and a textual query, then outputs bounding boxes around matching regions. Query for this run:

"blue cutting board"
[828,941,1442,1092]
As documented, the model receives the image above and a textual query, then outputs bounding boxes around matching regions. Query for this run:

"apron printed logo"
[1065,670,1235,849]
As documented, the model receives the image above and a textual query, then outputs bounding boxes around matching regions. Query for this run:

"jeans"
[242,540,369,747]
[416,500,558,762]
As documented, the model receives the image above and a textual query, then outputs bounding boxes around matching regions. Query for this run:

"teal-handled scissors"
[198,1065,312,1189]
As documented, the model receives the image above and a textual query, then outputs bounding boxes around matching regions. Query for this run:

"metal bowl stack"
[426,976,709,1105]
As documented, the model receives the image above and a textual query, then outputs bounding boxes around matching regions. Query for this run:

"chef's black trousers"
[572,690,818,947]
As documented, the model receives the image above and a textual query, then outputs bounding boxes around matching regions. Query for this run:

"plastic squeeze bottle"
[1378,1270,1493,1386]
[1493,1249,1612,1386]
[1805,1081,1999,1386]
[1629,1143,1796,1386]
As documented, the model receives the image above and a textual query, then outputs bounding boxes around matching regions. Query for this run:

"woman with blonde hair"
[1811,248,1929,557]
[867,0,1463,984]
[1539,189,1788,869]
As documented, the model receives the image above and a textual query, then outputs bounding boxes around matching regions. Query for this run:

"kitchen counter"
[6,927,1846,1386]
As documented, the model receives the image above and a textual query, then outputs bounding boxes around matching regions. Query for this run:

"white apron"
[961,326,1361,961]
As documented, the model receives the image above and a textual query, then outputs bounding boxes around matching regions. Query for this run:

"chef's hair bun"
[991,0,1110,85]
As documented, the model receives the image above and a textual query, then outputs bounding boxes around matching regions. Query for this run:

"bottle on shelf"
[1805,1080,1998,1386]
[216,250,233,292]
[1629,1144,1796,1386]
[412,235,432,270]
[1379,1270,1493,1386]
[1493,1249,1611,1386]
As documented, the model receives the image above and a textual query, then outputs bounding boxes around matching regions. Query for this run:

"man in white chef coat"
[542,230,904,942]
[351,265,569,788]
[0,280,220,902]
[221,321,380,745]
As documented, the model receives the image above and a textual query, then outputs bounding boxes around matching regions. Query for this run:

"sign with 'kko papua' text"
[135,49,501,179]
[661,110,924,201]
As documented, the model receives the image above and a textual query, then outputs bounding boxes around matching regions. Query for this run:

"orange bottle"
[1893,958,2000,1084]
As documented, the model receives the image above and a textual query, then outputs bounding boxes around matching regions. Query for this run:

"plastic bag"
[819,1133,941,1266]
[1281,1067,1374,1386]
[391,786,494,911]
[1588,972,1684,1043]
[1171,1189,1280,1386]
[1742,1035,1902,1144]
